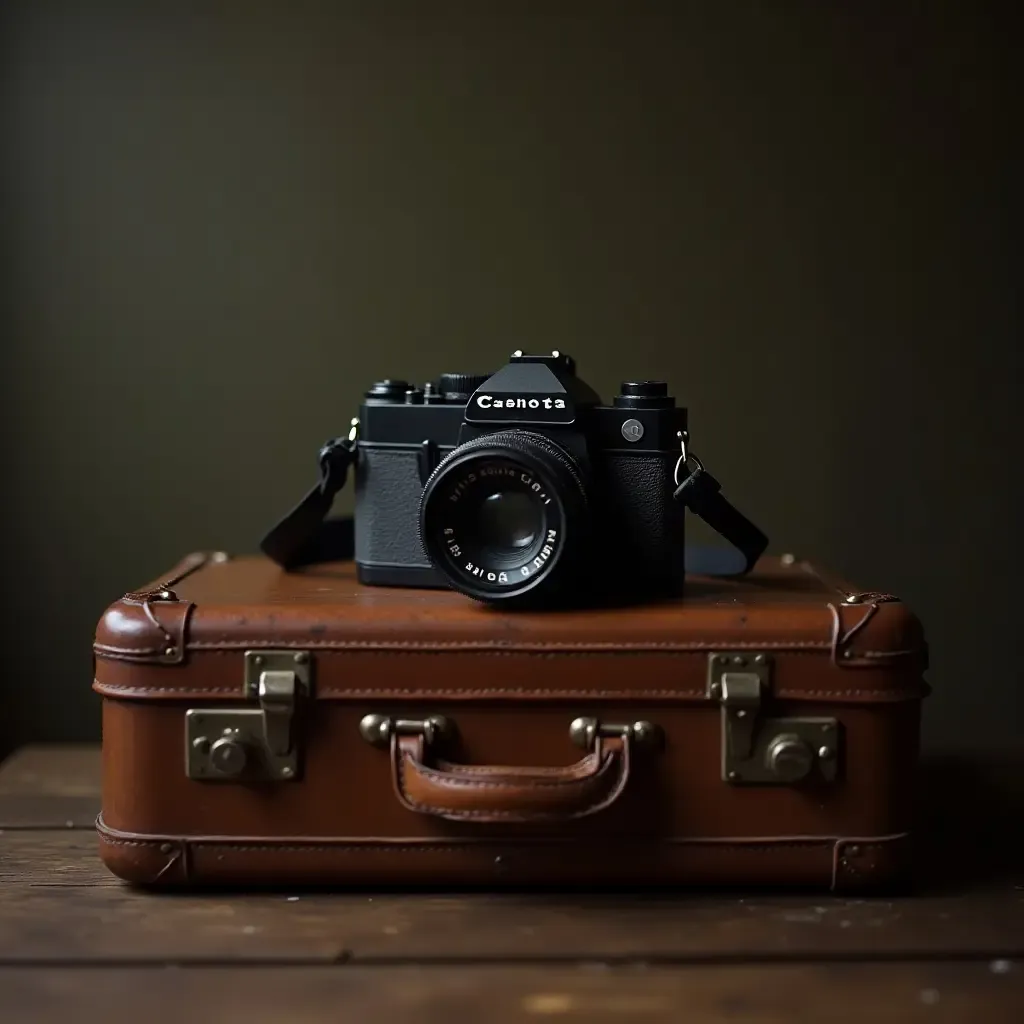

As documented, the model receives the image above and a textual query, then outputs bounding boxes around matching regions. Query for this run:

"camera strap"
[672,454,768,577]
[260,432,361,570]
[260,433,769,578]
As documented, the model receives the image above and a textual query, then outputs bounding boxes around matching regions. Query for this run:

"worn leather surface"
[393,734,630,824]
[95,816,912,892]
[93,552,928,889]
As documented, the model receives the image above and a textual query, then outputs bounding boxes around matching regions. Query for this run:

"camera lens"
[475,491,540,557]
[419,431,588,603]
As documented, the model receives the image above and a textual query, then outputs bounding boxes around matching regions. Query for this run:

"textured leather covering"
[93,553,928,890]
[94,554,927,701]
[353,447,433,569]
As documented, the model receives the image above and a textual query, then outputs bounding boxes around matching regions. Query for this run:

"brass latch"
[359,714,456,747]
[568,717,661,750]
[185,650,311,782]
[708,652,840,786]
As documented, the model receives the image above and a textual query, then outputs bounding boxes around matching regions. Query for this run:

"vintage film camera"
[262,350,766,607]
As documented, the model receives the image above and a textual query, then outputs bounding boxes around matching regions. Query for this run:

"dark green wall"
[1,2,1016,759]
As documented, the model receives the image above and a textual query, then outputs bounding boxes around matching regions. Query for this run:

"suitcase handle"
[390,733,632,823]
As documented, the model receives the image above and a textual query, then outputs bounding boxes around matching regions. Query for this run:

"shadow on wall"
[0,1,1016,760]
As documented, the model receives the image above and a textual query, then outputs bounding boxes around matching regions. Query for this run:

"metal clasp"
[185,650,311,782]
[673,430,706,488]
[708,652,840,786]
[718,671,763,761]
[358,714,455,748]
[569,717,661,750]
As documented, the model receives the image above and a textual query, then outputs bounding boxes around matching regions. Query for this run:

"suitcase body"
[94,552,929,891]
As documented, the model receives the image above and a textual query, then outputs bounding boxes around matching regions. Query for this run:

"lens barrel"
[418,431,588,603]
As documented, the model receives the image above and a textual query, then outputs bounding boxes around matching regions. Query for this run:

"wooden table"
[0,746,1021,1022]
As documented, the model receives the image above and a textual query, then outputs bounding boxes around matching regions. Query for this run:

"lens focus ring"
[418,431,588,603]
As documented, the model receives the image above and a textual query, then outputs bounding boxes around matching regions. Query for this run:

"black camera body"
[354,351,689,604]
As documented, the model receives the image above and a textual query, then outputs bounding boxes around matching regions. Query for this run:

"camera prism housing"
[353,351,689,605]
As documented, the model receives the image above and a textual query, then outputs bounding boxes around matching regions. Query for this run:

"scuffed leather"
[94,552,928,890]
[95,815,912,893]
[93,556,929,703]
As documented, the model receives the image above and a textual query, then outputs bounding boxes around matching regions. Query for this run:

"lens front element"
[419,431,588,602]
[475,490,541,558]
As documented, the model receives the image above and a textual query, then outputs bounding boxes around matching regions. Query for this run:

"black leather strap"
[672,463,768,577]
[259,436,358,570]
[260,438,769,577]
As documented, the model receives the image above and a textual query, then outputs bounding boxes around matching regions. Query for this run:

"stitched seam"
[96,684,242,695]
[397,755,610,818]
[434,761,598,779]
[92,682,928,699]
[94,645,168,656]
[93,644,924,659]
[182,640,838,651]
[419,757,602,786]
[98,836,898,854]
[408,753,607,791]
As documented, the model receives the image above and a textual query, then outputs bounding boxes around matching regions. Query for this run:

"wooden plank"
[0,745,100,797]
[2,832,1022,963]
[0,795,98,830]
[0,745,100,828]
[0,832,113,888]
[0,963,1020,1023]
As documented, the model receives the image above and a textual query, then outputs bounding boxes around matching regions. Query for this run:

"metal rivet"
[211,551,229,563]
[280,766,294,778]
[631,721,657,747]
[780,553,796,566]
[294,652,309,664]
[359,714,392,746]
[843,594,861,605]
[728,771,740,781]
[192,737,210,752]
[842,650,854,659]
[820,723,833,732]
[754,654,766,665]
[734,710,747,719]
[253,655,264,667]
[164,647,176,658]
[846,845,861,857]
[732,656,746,666]
[716,655,729,665]
[159,843,173,854]
[494,855,504,865]
[818,746,833,759]
[709,683,722,699]
[620,417,645,443]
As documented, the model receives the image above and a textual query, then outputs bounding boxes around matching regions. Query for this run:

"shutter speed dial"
[438,373,491,401]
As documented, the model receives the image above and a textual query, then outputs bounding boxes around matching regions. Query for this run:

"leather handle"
[391,734,631,823]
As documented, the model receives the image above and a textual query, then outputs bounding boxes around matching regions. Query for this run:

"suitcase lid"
[93,551,928,705]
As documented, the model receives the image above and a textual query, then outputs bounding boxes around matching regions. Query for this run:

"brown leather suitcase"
[94,551,929,891]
